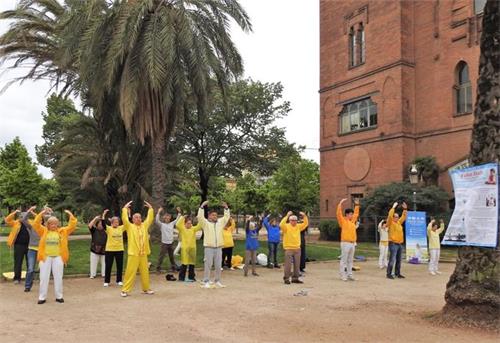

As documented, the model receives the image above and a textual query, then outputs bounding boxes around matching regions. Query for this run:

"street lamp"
[409,164,419,211]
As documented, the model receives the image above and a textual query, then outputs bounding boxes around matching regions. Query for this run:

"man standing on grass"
[155,206,182,273]
[386,201,408,279]
[336,198,360,281]
[197,200,230,289]
[280,211,309,285]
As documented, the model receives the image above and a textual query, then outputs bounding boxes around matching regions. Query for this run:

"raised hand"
[64,210,74,217]
[124,201,133,209]
[158,207,163,213]
[287,211,293,217]
[440,219,444,224]
[402,202,408,210]
[176,207,182,213]
[392,202,398,209]
[354,198,360,206]
[221,202,228,209]
[340,198,347,205]
[299,211,306,217]
[27,205,37,213]
[144,201,153,209]
[201,200,209,208]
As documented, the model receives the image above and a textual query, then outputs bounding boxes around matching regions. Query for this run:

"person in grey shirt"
[155,206,182,273]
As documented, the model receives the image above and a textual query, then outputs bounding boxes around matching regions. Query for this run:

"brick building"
[319,0,486,218]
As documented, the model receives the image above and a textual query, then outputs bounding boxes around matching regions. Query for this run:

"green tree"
[36,94,81,170]
[442,0,500,328]
[361,182,449,218]
[410,156,440,186]
[0,138,44,210]
[265,157,319,214]
[175,79,298,201]
[64,0,252,208]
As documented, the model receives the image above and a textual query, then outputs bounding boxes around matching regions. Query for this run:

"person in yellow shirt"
[102,209,125,287]
[336,198,360,281]
[176,215,203,281]
[427,219,446,275]
[222,217,236,269]
[32,207,77,304]
[280,211,309,285]
[120,200,155,297]
[386,201,408,279]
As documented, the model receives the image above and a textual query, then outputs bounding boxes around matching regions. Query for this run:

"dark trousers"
[157,243,176,272]
[300,232,306,271]
[104,251,124,283]
[222,247,233,268]
[387,242,403,277]
[179,264,195,281]
[13,244,29,281]
[268,242,279,265]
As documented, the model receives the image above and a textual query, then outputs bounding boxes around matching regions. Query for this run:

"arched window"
[339,98,377,134]
[349,26,357,67]
[455,62,472,114]
[357,24,365,64]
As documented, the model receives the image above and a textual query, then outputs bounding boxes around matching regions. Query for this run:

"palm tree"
[66,0,252,208]
[442,0,500,328]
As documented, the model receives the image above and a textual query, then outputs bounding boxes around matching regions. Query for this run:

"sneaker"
[142,290,155,295]
[396,274,406,279]
[284,279,291,285]
[291,279,304,284]
[185,279,195,283]
[347,276,356,281]
[13,280,20,285]
[379,266,385,269]
[117,282,123,286]
[89,276,95,279]
[120,292,128,297]
[55,298,64,303]
[274,264,281,269]
[104,283,109,287]
[429,271,436,276]
[266,264,273,269]
[201,282,212,289]
[215,282,226,288]
[386,275,395,279]
[435,271,442,275]
[37,299,46,304]
[341,277,348,281]
[252,272,259,277]
[230,267,235,270]
[24,288,30,292]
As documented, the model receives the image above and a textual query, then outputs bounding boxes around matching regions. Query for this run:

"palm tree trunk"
[151,133,166,209]
[441,0,500,329]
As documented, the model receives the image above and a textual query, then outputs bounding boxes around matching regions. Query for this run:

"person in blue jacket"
[244,216,261,277]
[263,214,281,269]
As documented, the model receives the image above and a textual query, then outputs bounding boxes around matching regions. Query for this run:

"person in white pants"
[88,214,107,278]
[336,198,360,281]
[427,219,446,275]
[378,220,389,269]
[32,207,77,304]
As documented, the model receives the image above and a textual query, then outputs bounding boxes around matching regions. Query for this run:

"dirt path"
[0,261,497,342]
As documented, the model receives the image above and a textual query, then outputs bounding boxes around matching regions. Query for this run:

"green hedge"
[319,219,340,241]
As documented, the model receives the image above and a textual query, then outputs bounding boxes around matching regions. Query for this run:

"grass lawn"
[0,238,458,276]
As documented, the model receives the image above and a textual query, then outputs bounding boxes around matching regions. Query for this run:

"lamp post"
[409,164,419,211]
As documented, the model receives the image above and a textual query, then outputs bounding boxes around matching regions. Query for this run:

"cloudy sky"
[0,0,319,178]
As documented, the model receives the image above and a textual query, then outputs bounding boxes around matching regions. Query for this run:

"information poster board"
[405,211,428,262]
[442,163,499,247]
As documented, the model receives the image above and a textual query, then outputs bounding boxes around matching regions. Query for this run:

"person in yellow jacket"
[280,211,309,285]
[336,198,360,281]
[32,207,77,304]
[197,200,230,289]
[102,209,125,287]
[222,217,236,269]
[176,215,203,281]
[120,200,155,297]
[427,219,446,275]
[386,201,408,279]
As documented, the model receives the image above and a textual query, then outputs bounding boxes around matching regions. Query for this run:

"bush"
[319,219,340,241]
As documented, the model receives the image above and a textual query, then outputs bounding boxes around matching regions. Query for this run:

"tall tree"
[67,0,252,208]
[175,79,298,201]
[441,0,500,328]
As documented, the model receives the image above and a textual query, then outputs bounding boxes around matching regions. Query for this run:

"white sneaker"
[117,281,123,286]
[435,271,442,275]
[103,283,109,287]
[341,277,348,281]
[201,282,213,289]
[142,290,155,295]
[89,276,95,279]
[347,276,356,281]
[120,292,128,297]
[215,282,226,288]
[430,271,436,276]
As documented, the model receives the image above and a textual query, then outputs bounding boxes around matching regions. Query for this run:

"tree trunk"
[198,166,209,203]
[441,0,500,329]
[150,134,166,242]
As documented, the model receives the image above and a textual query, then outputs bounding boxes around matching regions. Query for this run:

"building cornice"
[319,59,415,94]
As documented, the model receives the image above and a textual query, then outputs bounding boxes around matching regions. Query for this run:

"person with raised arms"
[5,207,31,285]
[155,206,182,273]
[263,214,281,269]
[87,213,107,279]
[32,207,77,304]
[102,209,125,287]
[221,216,236,270]
[427,218,446,276]
[377,219,389,269]
[386,201,408,279]
[197,200,230,289]
[336,198,360,281]
[176,215,203,282]
[280,211,309,285]
[120,200,155,297]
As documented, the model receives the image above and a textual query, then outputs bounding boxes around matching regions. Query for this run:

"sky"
[0,0,320,178]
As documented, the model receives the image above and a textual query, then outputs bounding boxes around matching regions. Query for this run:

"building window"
[454,62,472,114]
[339,98,377,134]
[325,199,329,212]
[357,24,365,64]
[474,0,487,14]
[349,26,357,67]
